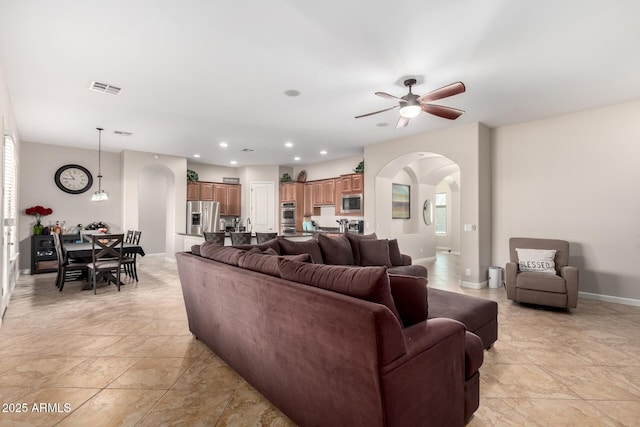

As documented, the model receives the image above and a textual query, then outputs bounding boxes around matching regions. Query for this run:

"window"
[3,135,17,259]
[435,192,446,235]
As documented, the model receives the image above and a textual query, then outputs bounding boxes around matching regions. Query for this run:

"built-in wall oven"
[281,202,296,233]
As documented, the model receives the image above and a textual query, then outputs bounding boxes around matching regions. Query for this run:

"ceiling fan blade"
[396,116,410,128]
[375,91,404,102]
[418,82,466,103]
[355,105,398,119]
[422,104,465,120]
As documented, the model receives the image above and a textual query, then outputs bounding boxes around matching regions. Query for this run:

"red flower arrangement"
[25,205,53,222]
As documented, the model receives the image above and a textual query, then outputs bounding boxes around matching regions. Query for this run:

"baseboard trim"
[413,256,436,267]
[460,280,488,289]
[579,291,640,307]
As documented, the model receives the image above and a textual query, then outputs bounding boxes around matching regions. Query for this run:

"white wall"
[492,100,640,301]
[18,142,122,270]
[139,167,168,254]
[294,155,362,181]
[365,122,491,286]
[187,162,238,182]
[121,150,185,260]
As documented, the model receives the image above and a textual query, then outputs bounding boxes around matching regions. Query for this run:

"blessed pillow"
[278,258,402,323]
[317,233,354,265]
[516,248,557,274]
[359,239,392,267]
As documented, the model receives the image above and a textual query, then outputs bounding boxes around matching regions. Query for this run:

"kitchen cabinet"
[311,179,336,206]
[339,173,363,193]
[303,183,313,216]
[279,182,296,202]
[213,183,242,216]
[187,182,199,201]
[199,182,214,201]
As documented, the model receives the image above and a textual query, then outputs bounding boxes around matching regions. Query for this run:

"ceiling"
[1,1,639,167]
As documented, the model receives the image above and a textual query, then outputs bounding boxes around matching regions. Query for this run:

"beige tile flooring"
[0,252,638,426]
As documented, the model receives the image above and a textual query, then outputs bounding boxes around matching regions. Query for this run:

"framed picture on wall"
[392,183,410,219]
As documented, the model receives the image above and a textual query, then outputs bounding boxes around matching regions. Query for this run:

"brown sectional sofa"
[177,235,497,426]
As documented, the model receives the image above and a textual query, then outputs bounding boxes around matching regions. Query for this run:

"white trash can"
[488,266,502,288]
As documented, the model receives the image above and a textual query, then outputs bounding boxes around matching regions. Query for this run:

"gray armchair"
[506,237,578,309]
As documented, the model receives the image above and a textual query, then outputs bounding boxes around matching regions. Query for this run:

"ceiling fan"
[355,78,466,128]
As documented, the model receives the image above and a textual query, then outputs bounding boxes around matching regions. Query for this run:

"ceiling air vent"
[89,81,121,95]
[113,130,132,136]
[240,148,254,152]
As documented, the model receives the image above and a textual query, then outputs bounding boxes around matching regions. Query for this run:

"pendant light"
[91,127,108,201]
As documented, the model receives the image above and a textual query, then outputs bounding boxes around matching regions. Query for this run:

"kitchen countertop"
[178,230,363,238]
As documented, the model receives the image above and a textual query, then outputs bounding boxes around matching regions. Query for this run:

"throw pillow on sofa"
[388,274,428,327]
[199,242,246,266]
[344,232,377,265]
[515,248,557,274]
[388,239,405,266]
[359,239,392,267]
[239,250,310,277]
[233,238,281,255]
[277,237,324,264]
[317,233,354,265]
[278,258,402,323]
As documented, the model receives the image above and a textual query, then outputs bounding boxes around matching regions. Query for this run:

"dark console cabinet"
[30,234,79,275]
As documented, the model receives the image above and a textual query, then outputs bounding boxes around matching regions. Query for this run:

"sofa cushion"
[388,264,428,278]
[344,232,377,265]
[388,239,404,266]
[515,248,556,274]
[199,242,245,266]
[233,238,281,255]
[239,251,310,277]
[278,258,402,323]
[191,244,202,256]
[516,271,566,293]
[317,233,354,265]
[359,239,392,267]
[277,237,323,264]
[388,274,428,327]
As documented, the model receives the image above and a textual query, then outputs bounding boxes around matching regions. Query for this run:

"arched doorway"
[374,152,460,264]
[138,164,175,255]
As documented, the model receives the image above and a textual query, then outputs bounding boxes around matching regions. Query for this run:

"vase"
[33,220,44,236]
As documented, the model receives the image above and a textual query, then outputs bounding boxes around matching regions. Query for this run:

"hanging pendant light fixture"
[91,127,108,201]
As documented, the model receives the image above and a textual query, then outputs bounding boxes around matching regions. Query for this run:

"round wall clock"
[54,164,93,194]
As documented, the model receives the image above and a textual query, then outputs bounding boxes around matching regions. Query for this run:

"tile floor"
[0,252,638,426]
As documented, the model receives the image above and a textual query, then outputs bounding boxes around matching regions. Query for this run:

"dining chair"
[122,230,141,282]
[256,232,277,244]
[125,230,134,243]
[230,232,252,245]
[86,233,125,294]
[203,231,226,245]
[53,232,88,291]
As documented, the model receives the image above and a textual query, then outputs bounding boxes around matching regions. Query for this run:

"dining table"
[63,241,146,259]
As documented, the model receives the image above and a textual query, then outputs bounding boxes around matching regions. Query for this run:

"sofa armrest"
[561,265,579,308]
[380,317,467,427]
[464,332,483,380]
[401,253,412,266]
[505,261,518,300]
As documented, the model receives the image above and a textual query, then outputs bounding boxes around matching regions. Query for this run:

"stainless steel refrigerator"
[187,201,220,235]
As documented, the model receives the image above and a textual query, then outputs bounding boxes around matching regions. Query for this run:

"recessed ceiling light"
[284,89,301,97]
[230,160,237,165]
[294,156,301,161]
[193,154,201,158]
[320,150,327,155]
[219,142,228,148]
[285,142,293,148]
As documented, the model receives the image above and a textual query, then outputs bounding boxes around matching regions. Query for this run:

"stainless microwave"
[341,194,363,213]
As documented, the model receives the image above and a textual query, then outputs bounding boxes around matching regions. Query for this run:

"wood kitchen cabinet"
[310,179,336,206]
[199,182,214,201]
[213,183,241,216]
[339,173,363,193]
[187,182,199,201]
[303,183,313,216]
[280,182,304,204]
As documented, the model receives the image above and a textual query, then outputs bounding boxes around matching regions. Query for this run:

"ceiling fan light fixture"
[399,104,421,119]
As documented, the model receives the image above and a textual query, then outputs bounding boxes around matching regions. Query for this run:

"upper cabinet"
[340,173,363,193]
[310,179,335,206]
[188,181,241,216]
[280,182,302,203]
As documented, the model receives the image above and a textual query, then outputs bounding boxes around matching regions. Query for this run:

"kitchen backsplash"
[310,206,363,228]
